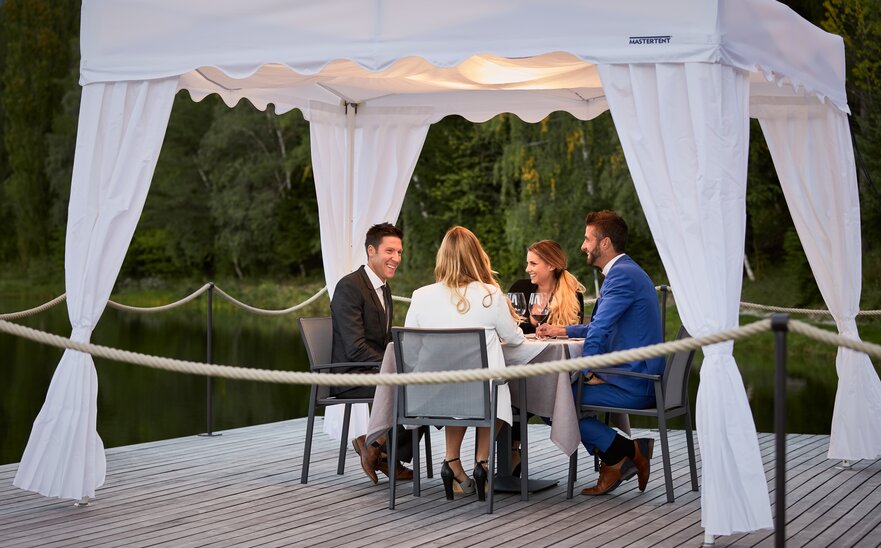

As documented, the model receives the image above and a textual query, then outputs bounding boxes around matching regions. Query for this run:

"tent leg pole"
[772,314,789,548]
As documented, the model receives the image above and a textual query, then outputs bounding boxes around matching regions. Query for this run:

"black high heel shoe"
[511,447,522,478]
[473,460,489,502]
[441,458,475,500]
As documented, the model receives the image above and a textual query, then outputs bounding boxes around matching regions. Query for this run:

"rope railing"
[654,285,881,318]
[106,283,212,313]
[2,283,881,321]
[0,317,767,384]
[212,286,327,315]
[0,316,877,386]
[739,301,881,317]
[0,294,67,320]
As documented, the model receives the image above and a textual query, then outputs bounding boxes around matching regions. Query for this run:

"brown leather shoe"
[378,458,414,481]
[352,436,380,485]
[581,457,633,495]
[631,437,654,491]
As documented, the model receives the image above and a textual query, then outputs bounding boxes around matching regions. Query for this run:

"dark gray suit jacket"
[330,265,392,365]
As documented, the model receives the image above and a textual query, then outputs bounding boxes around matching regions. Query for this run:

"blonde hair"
[435,226,518,321]
[528,240,585,326]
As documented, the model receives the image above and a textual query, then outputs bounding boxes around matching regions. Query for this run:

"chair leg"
[488,416,497,514]
[422,425,433,478]
[300,386,318,484]
[567,452,577,499]
[519,380,529,501]
[684,408,699,491]
[337,403,352,475]
[594,412,610,473]
[658,412,675,503]
[413,428,421,497]
[389,420,399,510]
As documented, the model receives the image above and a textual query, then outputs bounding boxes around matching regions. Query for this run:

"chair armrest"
[595,368,661,381]
[313,361,381,372]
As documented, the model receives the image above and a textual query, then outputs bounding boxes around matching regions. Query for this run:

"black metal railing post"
[771,313,789,548]
[200,283,220,437]
[660,285,668,342]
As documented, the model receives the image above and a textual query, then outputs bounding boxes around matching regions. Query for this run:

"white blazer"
[404,281,525,425]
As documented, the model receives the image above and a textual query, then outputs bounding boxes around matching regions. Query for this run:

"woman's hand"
[536,324,566,338]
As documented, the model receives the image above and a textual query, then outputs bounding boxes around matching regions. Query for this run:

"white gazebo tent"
[14,0,881,537]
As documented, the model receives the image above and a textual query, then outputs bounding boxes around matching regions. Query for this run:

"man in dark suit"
[538,211,662,496]
[331,223,416,484]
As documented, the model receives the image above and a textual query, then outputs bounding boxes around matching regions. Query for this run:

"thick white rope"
[1,316,877,385]
[0,317,766,385]
[0,294,67,320]
[787,320,881,357]
[211,286,327,315]
[739,301,881,317]
[105,284,212,313]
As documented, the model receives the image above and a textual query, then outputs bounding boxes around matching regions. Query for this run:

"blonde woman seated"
[508,239,585,334]
[405,226,525,501]
[507,239,585,475]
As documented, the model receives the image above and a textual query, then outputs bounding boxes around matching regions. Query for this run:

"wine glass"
[529,292,551,338]
[507,292,527,321]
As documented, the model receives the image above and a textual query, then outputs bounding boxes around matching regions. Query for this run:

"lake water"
[1,294,312,465]
[0,293,857,465]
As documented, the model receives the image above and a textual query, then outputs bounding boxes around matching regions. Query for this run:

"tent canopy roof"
[82,0,848,122]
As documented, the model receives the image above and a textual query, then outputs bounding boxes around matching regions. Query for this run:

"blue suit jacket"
[565,255,664,397]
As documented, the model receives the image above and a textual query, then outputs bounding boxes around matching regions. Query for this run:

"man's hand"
[536,324,566,338]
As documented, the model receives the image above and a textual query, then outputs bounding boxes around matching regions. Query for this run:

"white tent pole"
[345,102,356,268]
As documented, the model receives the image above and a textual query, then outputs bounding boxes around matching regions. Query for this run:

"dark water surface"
[1,293,865,465]
[2,295,311,465]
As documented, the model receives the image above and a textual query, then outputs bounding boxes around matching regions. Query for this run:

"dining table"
[364,334,630,496]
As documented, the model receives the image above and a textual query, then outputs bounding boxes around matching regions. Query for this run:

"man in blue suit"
[538,210,662,496]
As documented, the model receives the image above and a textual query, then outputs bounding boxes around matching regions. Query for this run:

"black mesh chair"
[388,327,507,514]
[567,326,699,503]
[298,316,432,484]
[298,316,378,483]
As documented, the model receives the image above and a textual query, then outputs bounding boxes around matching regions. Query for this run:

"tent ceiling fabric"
[178,55,611,123]
[82,0,848,118]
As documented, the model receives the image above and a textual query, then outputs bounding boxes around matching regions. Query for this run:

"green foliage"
[401,116,506,288]
[822,0,881,242]
[783,228,823,306]
[745,120,791,276]
[1,0,78,264]
[195,101,316,279]
[493,112,660,284]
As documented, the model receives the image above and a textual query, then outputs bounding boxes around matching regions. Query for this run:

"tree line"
[0,0,879,306]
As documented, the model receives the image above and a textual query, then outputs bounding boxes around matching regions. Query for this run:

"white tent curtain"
[754,102,881,460]
[309,102,432,440]
[598,63,773,534]
[13,77,179,500]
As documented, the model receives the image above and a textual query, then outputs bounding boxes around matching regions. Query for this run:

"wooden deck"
[1,419,879,547]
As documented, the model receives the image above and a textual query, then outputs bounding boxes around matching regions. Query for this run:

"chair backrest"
[392,327,491,424]
[298,316,333,370]
[660,326,696,410]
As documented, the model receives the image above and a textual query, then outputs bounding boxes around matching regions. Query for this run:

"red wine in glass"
[529,292,551,337]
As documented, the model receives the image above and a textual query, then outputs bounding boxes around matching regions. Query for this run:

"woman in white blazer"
[405,226,525,501]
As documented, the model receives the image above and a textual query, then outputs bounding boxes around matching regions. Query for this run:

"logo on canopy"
[629,35,671,45]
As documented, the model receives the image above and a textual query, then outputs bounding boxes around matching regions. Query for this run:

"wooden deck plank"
[1,419,879,547]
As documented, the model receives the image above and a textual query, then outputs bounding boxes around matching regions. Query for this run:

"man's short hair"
[585,210,628,254]
[365,223,403,253]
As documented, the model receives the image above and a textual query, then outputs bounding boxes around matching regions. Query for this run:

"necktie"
[382,284,392,335]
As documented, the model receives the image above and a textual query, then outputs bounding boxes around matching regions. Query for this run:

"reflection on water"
[1,296,312,465]
[1,294,849,465]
